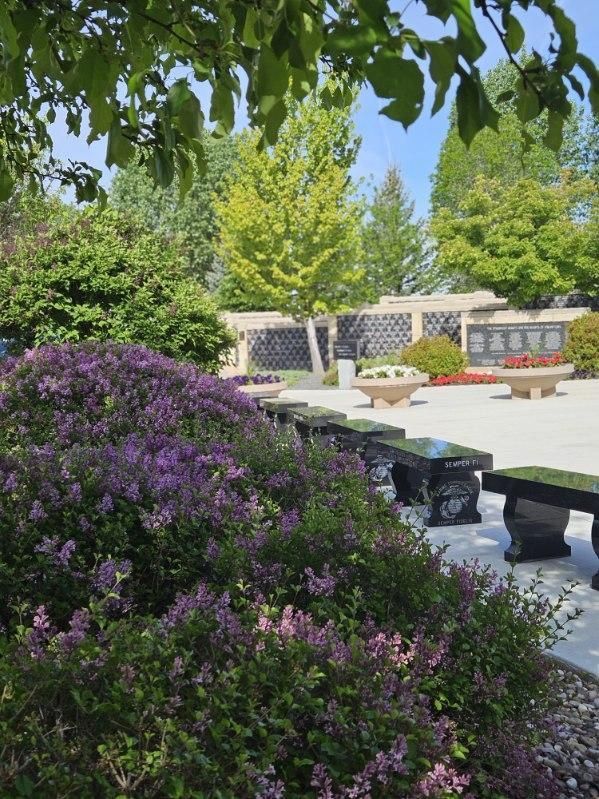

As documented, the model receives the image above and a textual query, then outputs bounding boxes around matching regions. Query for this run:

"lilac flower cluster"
[226,373,283,386]
[0,341,262,449]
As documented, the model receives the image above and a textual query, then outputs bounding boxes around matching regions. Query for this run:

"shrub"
[0,590,473,798]
[0,208,235,370]
[400,336,468,378]
[564,312,599,373]
[429,372,499,386]
[0,342,260,450]
[323,361,339,385]
[0,342,573,798]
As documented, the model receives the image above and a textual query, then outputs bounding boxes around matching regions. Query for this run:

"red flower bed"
[502,353,565,369]
[429,372,499,386]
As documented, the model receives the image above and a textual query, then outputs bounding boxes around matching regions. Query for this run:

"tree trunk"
[305,316,325,376]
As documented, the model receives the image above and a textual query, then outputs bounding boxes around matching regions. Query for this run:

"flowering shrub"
[429,372,499,386]
[0,341,261,449]
[502,353,566,369]
[0,342,573,798]
[359,364,421,379]
[0,590,476,797]
[226,372,283,386]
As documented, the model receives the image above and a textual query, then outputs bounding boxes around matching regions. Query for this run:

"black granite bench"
[328,419,405,499]
[289,406,347,444]
[375,437,493,527]
[259,398,308,428]
[482,466,599,589]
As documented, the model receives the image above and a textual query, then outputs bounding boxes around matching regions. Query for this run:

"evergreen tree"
[363,165,432,298]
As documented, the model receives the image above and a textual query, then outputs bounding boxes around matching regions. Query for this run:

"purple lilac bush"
[0,341,261,448]
[226,372,283,386]
[0,343,574,798]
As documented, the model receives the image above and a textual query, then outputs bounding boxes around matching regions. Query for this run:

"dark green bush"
[563,312,599,373]
[0,208,235,371]
[400,335,468,378]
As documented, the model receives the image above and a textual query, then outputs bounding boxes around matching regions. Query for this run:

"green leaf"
[106,120,134,168]
[0,7,20,58]
[448,0,486,62]
[543,110,564,151]
[367,50,424,111]
[256,45,288,102]
[504,15,525,54]
[496,89,515,103]
[167,79,192,115]
[367,52,424,127]
[88,97,113,137]
[242,7,260,48]
[515,84,540,123]
[0,167,14,202]
[326,24,378,56]
[425,39,456,115]
[178,92,204,140]
[151,148,175,188]
[263,98,287,145]
[210,82,234,132]
[455,72,484,146]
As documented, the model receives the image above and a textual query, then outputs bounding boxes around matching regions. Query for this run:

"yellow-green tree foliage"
[431,175,595,307]
[215,88,365,372]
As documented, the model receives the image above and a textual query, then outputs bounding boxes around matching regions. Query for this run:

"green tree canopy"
[0,208,235,370]
[109,136,237,286]
[215,87,365,374]
[0,2,596,202]
[431,175,595,306]
[430,58,598,215]
[363,165,436,299]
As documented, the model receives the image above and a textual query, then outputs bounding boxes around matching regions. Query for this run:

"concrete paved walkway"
[284,380,599,675]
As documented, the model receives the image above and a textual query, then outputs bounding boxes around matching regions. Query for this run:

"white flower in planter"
[359,364,421,379]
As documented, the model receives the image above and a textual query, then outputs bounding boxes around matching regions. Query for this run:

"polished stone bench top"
[259,398,308,413]
[328,418,405,440]
[483,466,599,515]
[289,406,347,428]
[375,436,493,474]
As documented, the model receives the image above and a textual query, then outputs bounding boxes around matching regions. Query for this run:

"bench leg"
[592,515,599,590]
[503,495,571,563]
[424,472,482,527]
[390,463,428,505]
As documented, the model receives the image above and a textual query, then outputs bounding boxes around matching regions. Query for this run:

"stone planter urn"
[491,364,574,400]
[238,381,288,400]
[351,374,429,408]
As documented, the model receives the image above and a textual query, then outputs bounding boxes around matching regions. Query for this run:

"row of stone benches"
[259,397,599,591]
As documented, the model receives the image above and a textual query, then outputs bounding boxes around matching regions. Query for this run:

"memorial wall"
[223,293,593,372]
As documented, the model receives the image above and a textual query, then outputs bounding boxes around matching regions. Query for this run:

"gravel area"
[539,665,599,797]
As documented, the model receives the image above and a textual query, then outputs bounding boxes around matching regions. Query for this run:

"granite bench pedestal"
[482,466,599,590]
[328,419,405,500]
[375,437,493,527]
[259,398,308,429]
[289,406,347,446]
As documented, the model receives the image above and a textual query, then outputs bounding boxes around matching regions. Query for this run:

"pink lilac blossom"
[416,762,470,797]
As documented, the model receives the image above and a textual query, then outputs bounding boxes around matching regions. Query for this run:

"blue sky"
[50,0,598,218]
